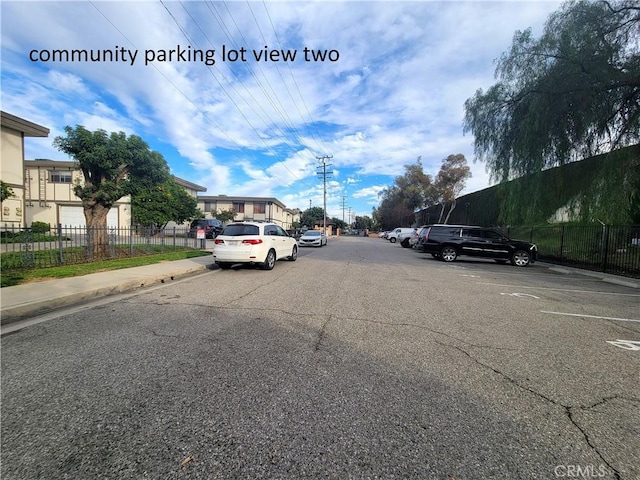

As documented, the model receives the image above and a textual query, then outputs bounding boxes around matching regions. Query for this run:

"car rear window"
[222,224,260,236]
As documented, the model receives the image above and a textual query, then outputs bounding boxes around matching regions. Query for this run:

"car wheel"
[440,246,457,262]
[389,237,397,243]
[261,249,276,270]
[217,262,232,269]
[288,245,298,261]
[401,239,410,248]
[511,250,531,267]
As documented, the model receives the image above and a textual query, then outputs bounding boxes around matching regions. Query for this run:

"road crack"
[314,314,332,351]
[438,340,632,480]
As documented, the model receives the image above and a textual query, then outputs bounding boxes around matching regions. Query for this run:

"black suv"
[188,219,224,239]
[417,225,537,266]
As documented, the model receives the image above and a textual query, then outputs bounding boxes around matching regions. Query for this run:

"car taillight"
[242,239,263,245]
[214,239,224,244]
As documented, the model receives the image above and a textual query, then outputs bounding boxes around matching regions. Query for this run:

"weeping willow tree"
[464,0,640,183]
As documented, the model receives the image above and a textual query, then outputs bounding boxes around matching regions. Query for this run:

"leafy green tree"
[375,158,433,230]
[464,0,640,182]
[330,216,348,232]
[53,125,170,257]
[300,206,325,229]
[133,178,199,232]
[213,208,236,223]
[354,215,373,230]
[0,180,14,202]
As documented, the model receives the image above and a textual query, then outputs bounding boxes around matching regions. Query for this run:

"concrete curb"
[0,263,213,325]
[542,263,639,289]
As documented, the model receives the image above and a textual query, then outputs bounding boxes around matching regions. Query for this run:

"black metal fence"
[499,224,640,279]
[1,224,207,270]
[3,223,640,279]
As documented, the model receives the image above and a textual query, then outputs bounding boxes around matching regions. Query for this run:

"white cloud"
[2,0,563,216]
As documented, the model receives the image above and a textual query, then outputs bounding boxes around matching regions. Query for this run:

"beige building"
[1,111,50,228]
[2,112,299,231]
[23,159,131,228]
[198,195,300,230]
[23,159,207,229]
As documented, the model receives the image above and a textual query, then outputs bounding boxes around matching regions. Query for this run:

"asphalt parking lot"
[2,236,638,479]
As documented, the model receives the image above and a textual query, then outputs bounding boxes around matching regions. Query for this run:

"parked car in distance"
[299,229,327,247]
[415,225,431,245]
[398,228,419,248]
[408,226,429,248]
[387,227,416,243]
[418,224,538,266]
[212,221,298,270]
[188,218,223,239]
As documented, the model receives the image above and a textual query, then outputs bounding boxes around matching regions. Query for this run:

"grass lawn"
[1,249,210,288]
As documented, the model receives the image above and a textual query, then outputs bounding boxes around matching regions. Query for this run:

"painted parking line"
[540,311,640,323]
[478,282,640,297]
[501,292,540,299]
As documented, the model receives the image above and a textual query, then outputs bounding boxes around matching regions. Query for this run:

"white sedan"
[298,229,327,247]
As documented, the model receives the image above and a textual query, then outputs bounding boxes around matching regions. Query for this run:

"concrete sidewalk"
[0,255,215,326]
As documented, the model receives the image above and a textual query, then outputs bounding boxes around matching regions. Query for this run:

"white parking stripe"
[478,282,640,297]
[540,311,640,323]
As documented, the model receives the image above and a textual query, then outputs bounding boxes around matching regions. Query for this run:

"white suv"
[212,222,298,270]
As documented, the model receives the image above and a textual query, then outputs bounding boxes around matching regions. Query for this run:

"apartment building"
[198,195,300,230]
[1,111,50,228]
[23,159,208,229]
[2,112,300,231]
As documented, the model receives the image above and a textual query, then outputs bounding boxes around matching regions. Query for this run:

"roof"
[1,111,50,137]
[26,159,76,168]
[172,176,207,192]
[199,195,287,209]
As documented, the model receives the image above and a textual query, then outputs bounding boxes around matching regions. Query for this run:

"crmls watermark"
[554,465,608,477]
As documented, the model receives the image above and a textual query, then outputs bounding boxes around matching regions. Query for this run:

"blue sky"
[1,0,562,221]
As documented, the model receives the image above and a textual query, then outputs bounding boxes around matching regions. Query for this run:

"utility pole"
[341,195,347,225]
[316,155,333,235]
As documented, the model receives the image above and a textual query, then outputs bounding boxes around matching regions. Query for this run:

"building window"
[253,202,266,214]
[233,202,245,213]
[50,171,72,183]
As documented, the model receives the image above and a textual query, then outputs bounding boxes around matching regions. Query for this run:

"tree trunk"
[84,203,111,259]
[443,199,457,224]
[438,203,446,223]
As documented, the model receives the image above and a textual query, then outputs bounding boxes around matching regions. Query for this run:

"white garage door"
[60,206,119,228]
